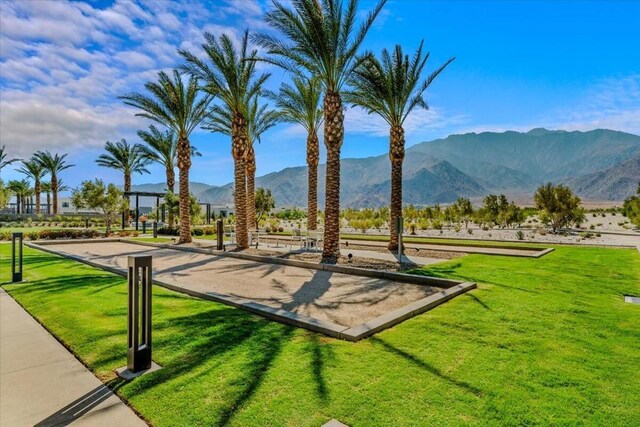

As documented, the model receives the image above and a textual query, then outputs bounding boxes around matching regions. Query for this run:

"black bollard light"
[153,221,158,238]
[142,221,147,234]
[12,232,23,282]
[127,255,152,372]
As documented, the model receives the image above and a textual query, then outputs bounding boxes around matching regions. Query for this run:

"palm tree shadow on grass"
[370,337,482,397]
[123,306,296,426]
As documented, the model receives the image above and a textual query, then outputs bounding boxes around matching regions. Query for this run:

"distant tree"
[41,181,52,214]
[622,184,640,228]
[534,183,584,233]
[34,151,73,215]
[8,179,32,214]
[162,191,202,226]
[17,158,47,214]
[254,187,275,229]
[71,180,124,236]
[0,180,10,209]
[454,198,474,228]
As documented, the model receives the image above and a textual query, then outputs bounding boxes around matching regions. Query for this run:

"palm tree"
[120,70,212,244]
[254,0,386,261]
[41,181,52,214]
[203,98,280,230]
[265,75,323,231]
[180,30,270,249]
[18,157,48,214]
[138,125,202,228]
[345,43,454,250]
[96,139,151,193]
[8,179,32,214]
[0,145,18,177]
[34,151,73,215]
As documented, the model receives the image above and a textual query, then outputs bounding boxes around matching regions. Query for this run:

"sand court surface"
[42,241,443,328]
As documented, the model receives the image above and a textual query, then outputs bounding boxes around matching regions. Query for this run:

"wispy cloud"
[455,74,640,136]
[0,0,264,157]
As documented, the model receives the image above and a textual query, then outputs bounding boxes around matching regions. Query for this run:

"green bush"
[516,230,525,240]
[203,227,215,235]
[38,229,100,240]
[192,228,204,236]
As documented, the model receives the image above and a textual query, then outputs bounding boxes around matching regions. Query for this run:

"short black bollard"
[216,219,223,250]
[153,221,158,238]
[12,232,23,282]
[142,221,147,234]
[127,255,152,373]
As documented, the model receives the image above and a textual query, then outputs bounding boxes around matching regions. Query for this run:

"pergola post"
[135,195,140,231]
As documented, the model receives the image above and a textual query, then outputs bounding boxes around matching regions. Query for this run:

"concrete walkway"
[0,288,145,427]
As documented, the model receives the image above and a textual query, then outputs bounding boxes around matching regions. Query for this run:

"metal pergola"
[122,191,166,230]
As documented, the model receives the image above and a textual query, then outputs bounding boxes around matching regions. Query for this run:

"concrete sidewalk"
[0,288,145,427]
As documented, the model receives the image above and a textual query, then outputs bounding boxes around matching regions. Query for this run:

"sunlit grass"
[2,244,639,426]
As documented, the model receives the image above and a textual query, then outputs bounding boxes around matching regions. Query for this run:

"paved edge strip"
[25,241,475,341]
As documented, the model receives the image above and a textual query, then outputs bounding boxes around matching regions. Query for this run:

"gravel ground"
[45,242,441,328]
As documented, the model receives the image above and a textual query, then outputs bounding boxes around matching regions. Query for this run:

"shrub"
[467,228,473,234]
[192,228,204,236]
[27,230,40,240]
[0,231,10,241]
[38,229,100,240]
[278,227,284,232]
[589,224,595,230]
[158,227,180,236]
[516,230,524,240]
[203,227,215,235]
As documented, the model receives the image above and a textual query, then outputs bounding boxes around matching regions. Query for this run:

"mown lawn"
[1,243,639,426]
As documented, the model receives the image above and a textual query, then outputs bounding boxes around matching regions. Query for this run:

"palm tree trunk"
[232,112,249,249]
[35,179,41,214]
[388,125,405,251]
[177,136,192,243]
[322,90,344,262]
[46,192,51,215]
[166,167,175,228]
[307,131,319,231]
[52,175,58,214]
[124,173,131,226]
[245,144,256,231]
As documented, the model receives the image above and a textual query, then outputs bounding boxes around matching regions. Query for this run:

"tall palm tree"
[254,0,386,261]
[18,157,48,214]
[0,145,18,178]
[345,43,454,250]
[180,30,269,249]
[137,125,202,228]
[96,138,151,204]
[265,75,323,231]
[203,98,280,230]
[120,70,212,244]
[34,151,73,215]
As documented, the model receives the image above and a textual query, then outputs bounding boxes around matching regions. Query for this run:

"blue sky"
[1,0,639,191]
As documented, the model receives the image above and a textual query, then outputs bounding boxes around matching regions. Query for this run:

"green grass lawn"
[1,244,639,426]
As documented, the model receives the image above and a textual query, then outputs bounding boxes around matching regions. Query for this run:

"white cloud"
[0,0,265,159]
[345,106,467,138]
